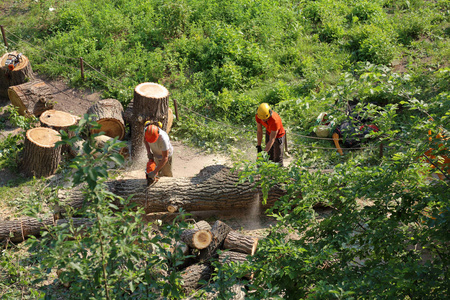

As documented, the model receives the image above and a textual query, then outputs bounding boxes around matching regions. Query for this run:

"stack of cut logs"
[176,220,259,294]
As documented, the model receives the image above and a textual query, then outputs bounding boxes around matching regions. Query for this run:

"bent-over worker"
[255,103,286,166]
[143,122,173,179]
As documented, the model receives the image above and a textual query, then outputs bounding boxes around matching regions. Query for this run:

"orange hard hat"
[144,124,159,143]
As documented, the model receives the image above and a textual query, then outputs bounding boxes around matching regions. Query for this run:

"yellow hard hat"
[257,103,271,120]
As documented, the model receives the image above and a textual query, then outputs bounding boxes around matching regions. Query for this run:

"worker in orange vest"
[143,122,173,182]
[255,103,286,166]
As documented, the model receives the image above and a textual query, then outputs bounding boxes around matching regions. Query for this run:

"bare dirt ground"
[0,74,285,237]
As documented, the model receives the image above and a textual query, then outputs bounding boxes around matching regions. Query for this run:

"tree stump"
[21,127,62,177]
[8,79,54,116]
[223,231,259,255]
[87,98,125,140]
[130,82,170,158]
[39,109,77,153]
[0,52,35,99]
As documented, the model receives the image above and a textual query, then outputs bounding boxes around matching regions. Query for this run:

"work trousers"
[265,131,285,167]
[155,156,173,177]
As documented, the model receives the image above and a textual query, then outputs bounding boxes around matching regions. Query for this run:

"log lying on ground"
[180,226,212,250]
[0,217,92,243]
[223,231,259,255]
[198,220,232,262]
[181,263,212,294]
[218,250,254,279]
[57,165,287,214]
[87,98,125,140]
[8,79,54,116]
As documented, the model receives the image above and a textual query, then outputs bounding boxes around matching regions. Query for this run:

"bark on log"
[0,52,35,99]
[218,250,253,279]
[0,216,92,243]
[130,82,170,158]
[56,165,287,214]
[198,220,232,262]
[224,231,259,255]
[124,101,173,134]
[192,220,211,231]
[87,98,125,140]
[180,228,212,250]
[8,79,54,116]
[21,127,62,177]
[180,263,212,293]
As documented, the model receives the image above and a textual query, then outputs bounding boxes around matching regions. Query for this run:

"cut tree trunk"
[0,216,92,243]
[39,109,78,153]
[56,165,288,214]
[180,263,212,293]
[130,82,170,158]
[218,250,253,279]
[0,52,35,99]
[180,228,212,250]
[223,231,259,255]
[21,127,62,177]
[8,79,54,116]
[87,98,125,140]
[198,220,232,262]
[124,101,173,134]
[191,220,211,231]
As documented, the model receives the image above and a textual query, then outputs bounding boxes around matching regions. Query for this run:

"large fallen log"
[58,165,287,214]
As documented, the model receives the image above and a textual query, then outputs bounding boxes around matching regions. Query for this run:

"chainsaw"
[145,159,158,186]
[5,53,22,71]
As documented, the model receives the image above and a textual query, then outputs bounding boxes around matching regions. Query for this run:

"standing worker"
[143,122,174,181]
[255,103,286,166]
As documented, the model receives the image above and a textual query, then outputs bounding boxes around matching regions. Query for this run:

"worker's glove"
[256,145,263,153]
[148,171,157,179]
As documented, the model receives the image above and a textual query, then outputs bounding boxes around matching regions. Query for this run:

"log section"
[223,231,259,255]
[130,82,170,158]
[87,98,125,140]
[198,220,232,262]
[180,228,212,250]
[57,165,287,214]
[218,250,253,279]
[21,127,62,177]
[8,79,54,116]
[180,263,212,293]
[0,217,92,243]
[0,52,35,99]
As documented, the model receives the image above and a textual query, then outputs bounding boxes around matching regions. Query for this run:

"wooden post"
[80,57,84,81]
[0,25,7,47]
[379,142,383,158]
